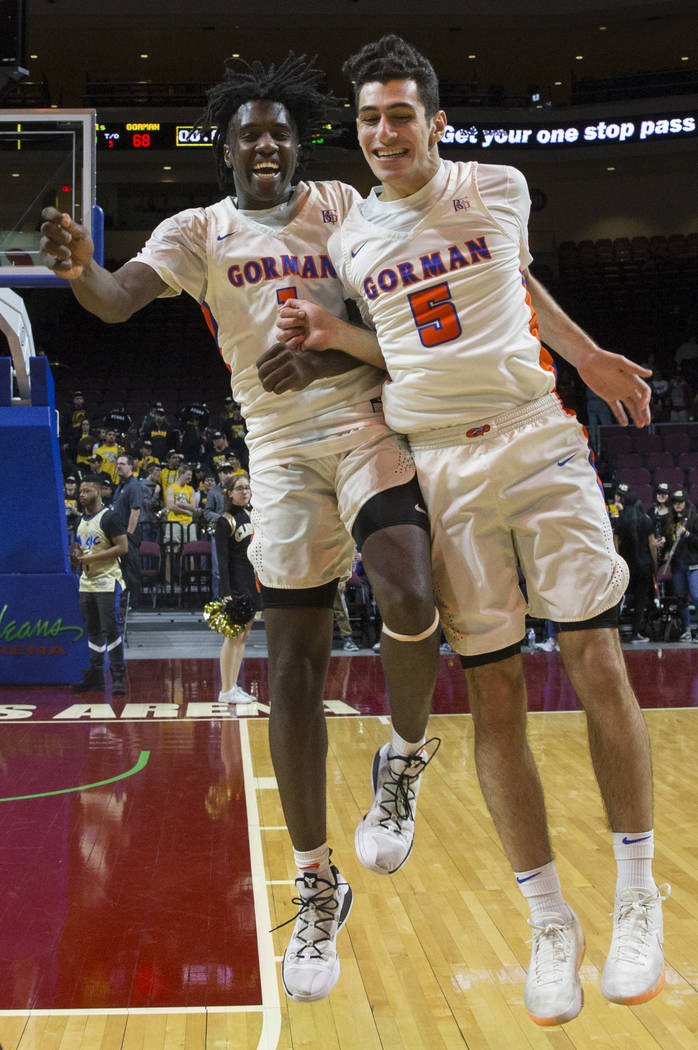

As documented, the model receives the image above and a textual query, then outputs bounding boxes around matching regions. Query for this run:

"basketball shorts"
[409,394,629,657]
[248,423,416,589]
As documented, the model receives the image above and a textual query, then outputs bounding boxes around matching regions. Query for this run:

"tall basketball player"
[274,35,666,1027]
[40,53,441,1004]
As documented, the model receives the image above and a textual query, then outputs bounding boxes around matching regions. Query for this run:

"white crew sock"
[612,830,657,894]
[390,729,427,774]
[514,860,574,926]
[293,842,332,884]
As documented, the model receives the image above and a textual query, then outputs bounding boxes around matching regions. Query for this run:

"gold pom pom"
[203,600,248,638]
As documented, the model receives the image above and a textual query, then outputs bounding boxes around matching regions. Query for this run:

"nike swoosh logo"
[415,503,428,516]
[622,835,652,845]
[557,454,577,467]
[351,241,368,257]
[516,872,541,884]
[217,232,235,241]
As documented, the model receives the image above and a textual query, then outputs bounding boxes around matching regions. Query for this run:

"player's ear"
[223,143,232,169]
[430,110,448,146]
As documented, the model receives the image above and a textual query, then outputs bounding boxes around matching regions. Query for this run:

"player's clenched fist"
[40,207,94,280]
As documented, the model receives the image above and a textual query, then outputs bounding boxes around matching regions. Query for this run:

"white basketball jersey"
[333,160,557,435]
[135,181,383,465]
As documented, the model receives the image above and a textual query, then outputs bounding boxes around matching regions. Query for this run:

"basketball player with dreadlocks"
[40,53,441,1004]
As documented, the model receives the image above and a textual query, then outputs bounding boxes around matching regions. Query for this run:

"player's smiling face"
[224,100,299,209]
[356,79,447,201]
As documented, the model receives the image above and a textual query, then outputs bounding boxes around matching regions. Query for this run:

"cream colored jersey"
[332,160,557,435]
[76,508,125,593]
[134,181,384,468]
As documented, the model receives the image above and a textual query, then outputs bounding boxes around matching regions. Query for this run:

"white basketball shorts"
[409,394,629,657]
[248,422,415,589]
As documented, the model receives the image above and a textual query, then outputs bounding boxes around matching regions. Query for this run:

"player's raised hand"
[276,298,338,352]
[577,349,652,427]
[40,207,94,280]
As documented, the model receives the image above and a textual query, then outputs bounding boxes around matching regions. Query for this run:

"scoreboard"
[97,122,217,150]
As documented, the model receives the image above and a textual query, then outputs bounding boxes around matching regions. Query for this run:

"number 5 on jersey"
[408,281,462,347]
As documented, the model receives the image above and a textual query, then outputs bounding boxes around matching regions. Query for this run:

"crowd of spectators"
[61,367,697,645]
[62,391,250,606]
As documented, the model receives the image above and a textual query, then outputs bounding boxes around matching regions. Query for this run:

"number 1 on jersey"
[408,282,462,347]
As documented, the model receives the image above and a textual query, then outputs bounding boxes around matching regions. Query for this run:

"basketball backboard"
[0,108,102,287]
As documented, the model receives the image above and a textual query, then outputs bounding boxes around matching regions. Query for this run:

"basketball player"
[274,36,665,1026]
[39,54,440,1004]
[71,474,128,695]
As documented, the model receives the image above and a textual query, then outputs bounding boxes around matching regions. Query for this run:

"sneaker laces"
[609,884,670,964]
[527,919,575,985]
[376,737,441,831]
[271,872,341,959]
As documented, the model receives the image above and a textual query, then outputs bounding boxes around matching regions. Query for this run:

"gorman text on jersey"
[362,236,491,301]
[227,253,337,287]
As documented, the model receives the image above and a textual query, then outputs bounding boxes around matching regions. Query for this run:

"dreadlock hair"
[342,35,440,118]
[200,53,337,194]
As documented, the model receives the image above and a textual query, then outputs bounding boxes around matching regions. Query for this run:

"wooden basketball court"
[0,648,696,1049]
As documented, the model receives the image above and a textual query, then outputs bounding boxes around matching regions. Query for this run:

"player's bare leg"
[557,626,665,1009]
[465,654,552,871]
[354,523,440,875]
[557,627,653,830]
[466,653,584,1025]
[266,606,333,849]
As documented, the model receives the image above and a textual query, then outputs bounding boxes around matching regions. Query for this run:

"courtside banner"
[440,110,697,150]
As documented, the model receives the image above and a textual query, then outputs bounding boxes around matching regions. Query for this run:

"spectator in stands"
[674,331,698,388]
[334,582,359,651]
[135,439,158,477]
[113,452,144,603]
[650,369,669,421]
[649,482,671,561]
[64,475,80,542]
[104,403,132,439]
[100,477,114,508]
[220,398,248,468]
[179,401,210,430]
[63,390,89,455]
[89,453,112,488]
[144,405,178,463]
[668,370,691,422]
[94,428,123,484]
[214,473,259,704]
[182,414,208,463]
[161,450,182,499]
[218,395,237,434]
[663,490,698,642]
[75,417,97,469]
[166,463,197,529]
[585,386,614,452]
[615,490,657,644]
[204,461,237,597]
[139,400,165,437]
[209,431,232,474]
[140,462,163,542]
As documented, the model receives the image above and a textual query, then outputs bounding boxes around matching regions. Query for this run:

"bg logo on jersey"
[322,210,338,223]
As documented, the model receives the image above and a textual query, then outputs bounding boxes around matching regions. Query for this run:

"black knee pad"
[260,579,339,609]
[352,477,430,550]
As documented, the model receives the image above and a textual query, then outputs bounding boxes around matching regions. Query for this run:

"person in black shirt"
[615,491,657,643]
[214,473,260,704]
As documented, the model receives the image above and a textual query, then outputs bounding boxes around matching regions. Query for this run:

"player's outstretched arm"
[257,342,383,395]
[526,272,652,427]
[276,298,386,369]
[40,207,167,323]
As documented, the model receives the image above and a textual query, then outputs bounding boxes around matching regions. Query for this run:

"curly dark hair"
[200,53,337,194]
[342,35,440,117]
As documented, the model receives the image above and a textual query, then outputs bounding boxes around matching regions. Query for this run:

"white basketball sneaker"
[233,684,257,704]
[524,912,585,1026]
[601,885,669,1005]
[355,738,440,875]
[280,864,353,1002]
